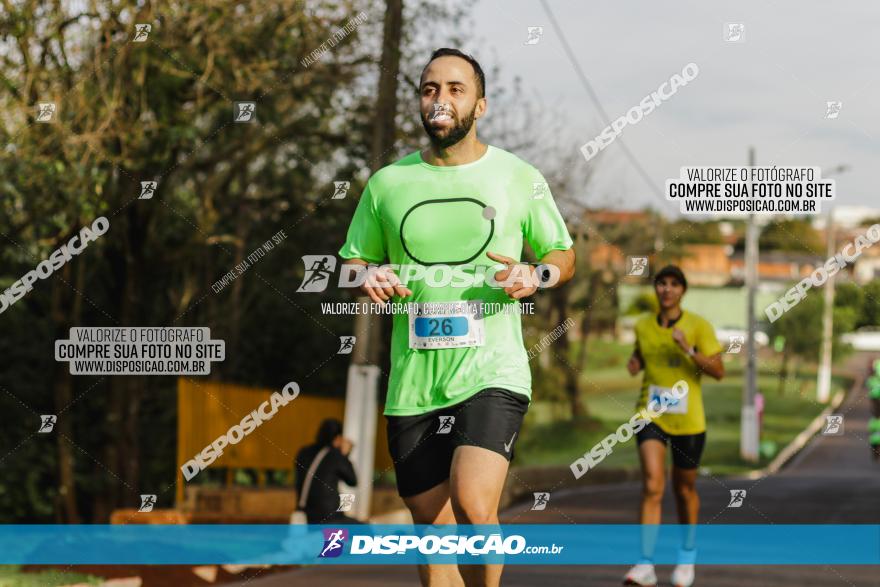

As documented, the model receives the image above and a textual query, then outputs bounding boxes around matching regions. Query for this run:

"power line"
[539,0,666,202]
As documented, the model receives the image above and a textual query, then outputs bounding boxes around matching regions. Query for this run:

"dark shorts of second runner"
[636,422,706,469]
[386,388,529,498]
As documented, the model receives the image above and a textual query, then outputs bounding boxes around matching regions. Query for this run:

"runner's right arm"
[341,259,411,304]
[339,181,411,303]
[627,341,644,375]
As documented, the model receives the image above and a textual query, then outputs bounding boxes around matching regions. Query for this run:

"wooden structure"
[175,378,393,510]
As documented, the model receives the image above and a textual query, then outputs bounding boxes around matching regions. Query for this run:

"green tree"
[769,292,856,394]
[625,291,659,315]
[835,281,865,313]
[0,0,415,521]
[0,0,555,521]
[858,280,880,328]
[663,219,724,245]
[759,220,823,253]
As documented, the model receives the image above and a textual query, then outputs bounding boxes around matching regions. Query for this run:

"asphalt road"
[239,359,880,587]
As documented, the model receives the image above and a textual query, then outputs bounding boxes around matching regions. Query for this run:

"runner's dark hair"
[654,264,688,290]
[423,48,485,98]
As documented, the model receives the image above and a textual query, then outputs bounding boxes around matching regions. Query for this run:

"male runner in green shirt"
[339,48,575,587]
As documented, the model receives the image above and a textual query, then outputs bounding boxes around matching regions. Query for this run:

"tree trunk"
[551,286,585,421]
[99,203,148,518]
[51,263,81,523]
[369,0,403,174]
[777,349,790,396]
[577,268,605,371]
[575,313,589,373]
[228,196,249,366]
[120,204,147,505]
[122,380,142,501]
[99,381,123,520]
[351,0,403,372]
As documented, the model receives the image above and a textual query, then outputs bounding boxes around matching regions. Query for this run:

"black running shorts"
[386,387,529,498]
[636,422,706,470]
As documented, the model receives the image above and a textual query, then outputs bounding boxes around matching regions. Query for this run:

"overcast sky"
[466,0,878,215]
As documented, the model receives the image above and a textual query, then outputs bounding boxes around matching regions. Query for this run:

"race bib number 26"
[408,301,485,350]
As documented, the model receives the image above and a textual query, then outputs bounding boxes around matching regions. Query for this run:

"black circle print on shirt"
[399,197,495,265]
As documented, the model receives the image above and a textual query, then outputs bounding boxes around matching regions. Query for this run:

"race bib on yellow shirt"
[649,384,689,415]
[408,301,485,350]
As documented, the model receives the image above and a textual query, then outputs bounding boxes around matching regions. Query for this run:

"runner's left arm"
[537,248,576,287]
[673,322,725,380]
[519,169,577,292]
[690,349,724,380]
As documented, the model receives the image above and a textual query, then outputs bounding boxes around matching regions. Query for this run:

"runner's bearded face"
[420,99,477,149]
[419,57,481,149]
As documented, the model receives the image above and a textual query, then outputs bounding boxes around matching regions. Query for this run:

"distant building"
[582,208,880,286]
[588,242,626,271]
[677,244,731,286]
[852,237,880,283]
[585,209,652,225]
[583,209,654,274]
[729,251,826,284]
[813,206,880,231]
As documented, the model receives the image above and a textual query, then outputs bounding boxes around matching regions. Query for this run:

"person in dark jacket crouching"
[294,418,362,524]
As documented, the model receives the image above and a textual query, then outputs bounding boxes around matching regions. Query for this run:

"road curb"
[745,388,848,480]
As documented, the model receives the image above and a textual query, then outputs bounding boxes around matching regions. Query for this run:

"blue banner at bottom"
[1,524,878,565]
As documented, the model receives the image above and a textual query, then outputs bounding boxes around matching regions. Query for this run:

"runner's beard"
[421,105,476,149]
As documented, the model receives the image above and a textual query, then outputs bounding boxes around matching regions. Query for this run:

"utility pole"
[815,165,848,403]
[814,161,853,402]
[741,147,760,462]
[342,0,403,521]
[816,207,835,403]
[341,311,382,521]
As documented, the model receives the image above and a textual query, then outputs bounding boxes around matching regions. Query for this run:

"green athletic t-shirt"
[339,145,573,416]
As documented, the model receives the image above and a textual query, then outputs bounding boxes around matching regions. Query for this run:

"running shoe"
[671,563,695,587]
[623,561,657,586]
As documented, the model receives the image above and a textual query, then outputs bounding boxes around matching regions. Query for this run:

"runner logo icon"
[234,102,256,123]
[38,415,57,433]
[524,26,543,45]
[822,415,844,435]
[138,494,157,512]
[36,102,56,122]
[133,24,151,42]
[139,181,157,200]
[437,416,455,434]
[338,494,355,512]
[332,181,350,199]
[532,181,548,199]
[724,23,745,42]
[825,101,842,120]
[627,257,648,276]
[531,492,550,511]
[298,255,337,292]
[726,335,744,353]
[319,529,348,558]
[727,489,746,508]
[338,336,356,354]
